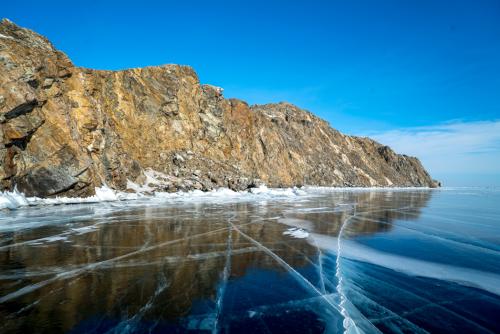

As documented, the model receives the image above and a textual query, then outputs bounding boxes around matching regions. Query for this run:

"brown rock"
[0,19,439,197]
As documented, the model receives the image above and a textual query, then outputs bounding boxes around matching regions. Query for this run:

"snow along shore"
[0,184,436,211]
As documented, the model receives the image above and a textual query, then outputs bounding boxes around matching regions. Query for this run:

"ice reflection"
[1,189,499,333]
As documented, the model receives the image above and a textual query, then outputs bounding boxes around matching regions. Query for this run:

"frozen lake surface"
[0,187,499,333]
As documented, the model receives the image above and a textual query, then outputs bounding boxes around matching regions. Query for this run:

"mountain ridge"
[0,19,439,197]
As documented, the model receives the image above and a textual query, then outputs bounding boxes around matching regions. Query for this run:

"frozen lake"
[0,188,499,333]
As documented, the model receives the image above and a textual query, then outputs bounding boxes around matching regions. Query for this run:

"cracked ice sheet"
[1,188,500,333]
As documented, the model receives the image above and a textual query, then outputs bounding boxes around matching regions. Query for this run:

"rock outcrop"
[0,19,439,197]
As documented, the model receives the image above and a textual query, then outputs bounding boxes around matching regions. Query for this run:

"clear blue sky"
[2,0,500,186]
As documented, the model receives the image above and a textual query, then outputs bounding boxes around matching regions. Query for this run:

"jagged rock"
[41,78,54,89]
[0,19,439,197]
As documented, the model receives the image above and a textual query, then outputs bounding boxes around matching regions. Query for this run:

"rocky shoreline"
[0,19,439,198]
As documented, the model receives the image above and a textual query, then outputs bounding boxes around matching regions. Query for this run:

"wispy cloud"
[365,120,500,185]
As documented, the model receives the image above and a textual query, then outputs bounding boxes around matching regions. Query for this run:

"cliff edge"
[0,19,439,197]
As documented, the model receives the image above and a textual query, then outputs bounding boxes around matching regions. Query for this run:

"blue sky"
[2,0,500,186]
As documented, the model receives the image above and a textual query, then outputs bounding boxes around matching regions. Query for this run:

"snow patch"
[0,33,15,40]
[384,177,393,186]
[0,185,141,210]
[39,235,68,243]
[0,173,435,211]
[247,311,257,318]
[71,226,97,235]
[278,218,312,230]
[251,185,305,196]
[0,183,309,211]
[0,188,29,210]
[283,228,309,239]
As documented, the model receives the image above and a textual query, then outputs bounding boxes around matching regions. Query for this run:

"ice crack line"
[0,222,255,304]
[310,238,327,295]
[334,204,406,334]
[213,216,234,334]
[106,272,169,334]
[230,222,342,314]
[336,204,360,334]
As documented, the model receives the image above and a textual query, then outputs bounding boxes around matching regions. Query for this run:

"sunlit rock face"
[0,19,439,197]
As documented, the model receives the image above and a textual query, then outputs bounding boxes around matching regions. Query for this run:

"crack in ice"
[229,222,343,316]
[336,205,361,334]
[0,222,253,304]
[213,217,233,334]
[105,271,169,334]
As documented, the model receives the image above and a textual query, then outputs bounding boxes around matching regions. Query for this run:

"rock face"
[0,19,439,197]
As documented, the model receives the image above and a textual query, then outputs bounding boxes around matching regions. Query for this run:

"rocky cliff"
[0,19,439,197]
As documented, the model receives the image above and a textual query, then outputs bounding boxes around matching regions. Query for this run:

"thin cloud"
[366,120,500,177]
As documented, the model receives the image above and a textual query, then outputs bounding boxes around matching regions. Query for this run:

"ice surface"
[213,222,233,334]
[1,188,499,333]
[311,233,500,296]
